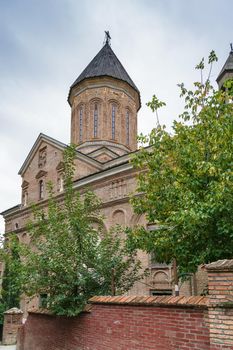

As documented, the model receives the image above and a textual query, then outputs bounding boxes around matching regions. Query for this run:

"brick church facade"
[1,37,233,315]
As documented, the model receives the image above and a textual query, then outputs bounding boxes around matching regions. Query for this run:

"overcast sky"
[0,0,232,233]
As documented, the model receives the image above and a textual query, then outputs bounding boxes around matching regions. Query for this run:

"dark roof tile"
[217,51,233,83]
[70,42,139,93]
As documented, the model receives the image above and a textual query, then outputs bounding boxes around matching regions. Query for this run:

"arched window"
[126,110,130,145]
[39,179,44,200]
[111,104,116,139]
[94,103,98,138]
[79,106,83,142]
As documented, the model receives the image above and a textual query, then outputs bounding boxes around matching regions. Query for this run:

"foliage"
[94,225,143,296]
[127,52,233,275]
[13,145,143,316]
[0,236,21,324]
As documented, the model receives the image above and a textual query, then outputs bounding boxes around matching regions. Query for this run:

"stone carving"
[21,180,29,189]
[38,146,47,168]
[22,191,28,206]
[109,179,127,199]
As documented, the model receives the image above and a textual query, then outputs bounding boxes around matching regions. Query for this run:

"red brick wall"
[17,259,233,350]
[18,304,210,350]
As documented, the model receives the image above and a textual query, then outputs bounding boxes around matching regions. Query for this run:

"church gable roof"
[70,42,139,94]
[18,133,103,176]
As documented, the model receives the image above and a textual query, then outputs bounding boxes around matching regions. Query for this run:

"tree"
[0,236,21,325]
[11,145,143,316]
[127,52,233,276]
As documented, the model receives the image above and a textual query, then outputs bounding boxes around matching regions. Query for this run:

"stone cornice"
[77,140,130,154]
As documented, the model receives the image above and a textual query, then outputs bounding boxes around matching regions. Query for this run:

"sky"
[0,0,232,233]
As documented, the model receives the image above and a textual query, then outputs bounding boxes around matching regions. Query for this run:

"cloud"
[0,0,232,232]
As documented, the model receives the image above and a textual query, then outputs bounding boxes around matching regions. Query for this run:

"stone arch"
[111,209,127,239]
[125,106,132,113]
[152,270,169,283]
[151,270,172,291]
[19,232,30,244]
[76,102,85,118]
[89,97,103,104]
[76,101,85,108]
[111,209,126,226]
[107,98,120,108]
[129,213,146,227]
[89,216,107,238]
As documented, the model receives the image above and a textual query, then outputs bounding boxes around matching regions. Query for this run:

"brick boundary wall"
[206,260,233,349]
[18,298,209,350]
[16,259,233,350]
[2,308,23,345]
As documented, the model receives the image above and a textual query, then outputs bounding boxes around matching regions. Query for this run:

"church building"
[1,35,233,314]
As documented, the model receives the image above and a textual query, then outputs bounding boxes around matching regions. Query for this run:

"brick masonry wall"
[70,77,138,152]
[206,260,233,349]
[18,298,210,350]
[17,259,233,350]
[3,309,23,345]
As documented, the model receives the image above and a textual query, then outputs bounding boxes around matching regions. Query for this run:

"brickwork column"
[2,307,23,345]
[206,260,233,349]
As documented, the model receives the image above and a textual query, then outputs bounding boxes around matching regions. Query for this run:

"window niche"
[78,104,84,143]
[56,162,64,193]
[108,100,119,141]
[90,99,102,139]
[111,104,117,140]
[94,102,99,138]
[39,179,44,200]
[38,146,47,168]
[35,170,47,200]
[126,109,130,145]
[21,180,29,207]
[22,191,28,207]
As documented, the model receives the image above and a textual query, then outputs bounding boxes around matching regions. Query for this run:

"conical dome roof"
[68,42,140,105]
[216,49,233,84]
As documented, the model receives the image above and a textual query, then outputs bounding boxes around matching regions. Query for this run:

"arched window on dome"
[39,179,44,200]
[111,104,116,139]
[79,106,83,142]
[126,109,130,145]
[94,103,98,138]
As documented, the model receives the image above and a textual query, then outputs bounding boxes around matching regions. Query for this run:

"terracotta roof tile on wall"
[206,259,233,271]
[89,295,209,308]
